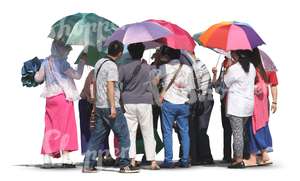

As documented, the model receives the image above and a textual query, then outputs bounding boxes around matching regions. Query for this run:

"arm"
[64,60,85,80]
[267,71,278,113]
[270,86,278,113]
[107,81,117,119]
[106,62,119,119]
[212,67,218,84]
[34,65,45,83]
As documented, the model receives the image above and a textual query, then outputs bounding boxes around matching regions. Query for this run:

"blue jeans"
[161,101,190,165]
[83,107,130,168]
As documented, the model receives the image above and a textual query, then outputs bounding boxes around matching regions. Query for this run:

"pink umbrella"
[146,19,196,52]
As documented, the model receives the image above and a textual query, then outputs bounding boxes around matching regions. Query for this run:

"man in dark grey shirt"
[119,43,159,170]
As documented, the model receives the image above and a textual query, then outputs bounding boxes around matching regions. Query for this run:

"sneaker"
[43,155,53,165]
[41,155,54,169]
[119,165,139,173]
[102,155,116,167]
[62,153,76,168]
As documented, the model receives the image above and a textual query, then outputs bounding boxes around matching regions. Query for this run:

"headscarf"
[50,40,72,60]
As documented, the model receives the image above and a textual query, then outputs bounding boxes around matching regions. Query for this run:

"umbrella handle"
[215,54,222,67]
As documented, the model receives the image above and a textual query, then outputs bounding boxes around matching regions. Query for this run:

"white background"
[0,0,299,180]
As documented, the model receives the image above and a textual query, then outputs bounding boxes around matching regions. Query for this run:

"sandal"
[151,163,160,170]
[258,160,273,166]
[228,160,257,169]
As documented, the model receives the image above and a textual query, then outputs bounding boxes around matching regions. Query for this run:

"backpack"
[21,57,44,87]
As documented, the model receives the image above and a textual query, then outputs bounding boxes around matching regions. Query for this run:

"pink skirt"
[41,93,78,157]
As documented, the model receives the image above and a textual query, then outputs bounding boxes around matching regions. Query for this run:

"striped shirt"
[192,59,213,101]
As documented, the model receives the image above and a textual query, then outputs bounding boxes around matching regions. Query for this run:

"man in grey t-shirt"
[83,41,138,173]
[119,43,159,169]
[95,58,121,109]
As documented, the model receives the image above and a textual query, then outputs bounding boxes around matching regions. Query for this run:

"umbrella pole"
[215,54,222,67]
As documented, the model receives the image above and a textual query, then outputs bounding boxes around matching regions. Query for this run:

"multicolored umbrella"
[197,21,265,51]
[105,21,172,46]
[259,49,277,72]
[146,19,196,52]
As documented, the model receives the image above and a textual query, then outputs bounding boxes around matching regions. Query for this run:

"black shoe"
[197,159,215,165]
[102,156,116,167]
[119,165,139,173]
[222,158,233,164]
[160,162,175,168]
[228,161,246,169]
[114,158,120,167]
[176,161,190,168]
[62,163,76,168]
[140,155,150,165]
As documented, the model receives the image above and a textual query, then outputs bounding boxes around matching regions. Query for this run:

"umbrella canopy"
[193,32,232,58]
[197,21,265,51]
[49,13,119,47]
[75,46,106,66]
[259,49,277,72]
[193,32,203,46]
[146,19,196,52]
[105,21,172,46]
[75,47,132,67]
[49,13,119,65]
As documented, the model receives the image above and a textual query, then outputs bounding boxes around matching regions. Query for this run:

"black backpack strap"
[181,54,202,98]
[123,60,144,90]
[95,56,116,79]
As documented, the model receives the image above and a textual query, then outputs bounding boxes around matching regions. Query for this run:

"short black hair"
[127,43,145,59]
[160,46,181,60]
[108,40,124,57]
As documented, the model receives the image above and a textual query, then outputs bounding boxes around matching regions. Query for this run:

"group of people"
[34,39,278,173]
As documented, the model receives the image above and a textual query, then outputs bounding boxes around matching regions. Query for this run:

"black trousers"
[221,99,232,160]
[176,100,214,164]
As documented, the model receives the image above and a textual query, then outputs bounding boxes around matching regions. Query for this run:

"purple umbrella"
[259,49,277,72]
[105,21,172,46]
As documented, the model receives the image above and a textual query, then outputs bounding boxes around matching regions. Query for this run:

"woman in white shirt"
[224,50,256,168]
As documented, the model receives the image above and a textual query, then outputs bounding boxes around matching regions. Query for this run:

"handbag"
[181,54,205,116]
[214,66,228,99]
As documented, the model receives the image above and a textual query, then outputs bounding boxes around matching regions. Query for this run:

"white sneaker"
[62,152,76,168]
[43,154,52,164]
[41,155,53,168]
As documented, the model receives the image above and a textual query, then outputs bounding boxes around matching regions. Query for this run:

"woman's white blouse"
[224,63,256,117]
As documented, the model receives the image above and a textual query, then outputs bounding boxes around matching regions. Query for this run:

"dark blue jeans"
[83,107,130,168]
[161,101,190,165]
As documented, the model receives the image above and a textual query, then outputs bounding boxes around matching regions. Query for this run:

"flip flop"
[244,163,258,167]
[228,161,257,169]
[258,160,273,166]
